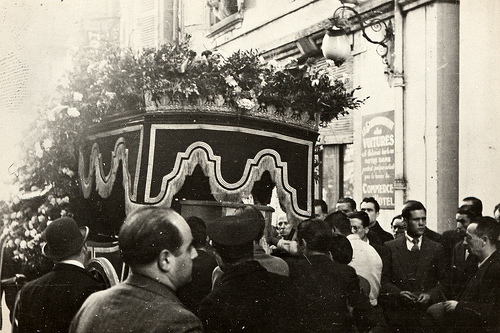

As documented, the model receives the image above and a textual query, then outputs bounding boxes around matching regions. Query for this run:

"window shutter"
[140,0,159,49]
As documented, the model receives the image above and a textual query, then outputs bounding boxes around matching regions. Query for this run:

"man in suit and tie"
[14,217,104,333]
[447,207,480,298]
[382,200,447,332]
[428,216,500,331]
[441,205,479,274]
[360,197,394,245]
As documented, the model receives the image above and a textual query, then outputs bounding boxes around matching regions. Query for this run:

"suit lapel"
[415,237,432,283]
[394,237,412,276]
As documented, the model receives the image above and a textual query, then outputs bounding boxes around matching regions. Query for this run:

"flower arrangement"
[58,38,364,127]
[1,194,72,279]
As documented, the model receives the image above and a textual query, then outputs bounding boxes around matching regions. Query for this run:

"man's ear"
[298,238,307,248]
[157,249,171,272]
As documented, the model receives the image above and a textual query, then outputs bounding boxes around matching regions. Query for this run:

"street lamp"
[322,5,393,67]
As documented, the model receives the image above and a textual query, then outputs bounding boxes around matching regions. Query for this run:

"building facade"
[119,0,500,232]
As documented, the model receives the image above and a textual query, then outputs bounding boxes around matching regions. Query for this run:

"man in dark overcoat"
[14,217,104,333]
[199,214,303,332]
[430,216,500,332]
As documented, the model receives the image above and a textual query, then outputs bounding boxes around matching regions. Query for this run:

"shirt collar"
[478,251,495,268]
[59,259,85,269]
[405,232,422,251]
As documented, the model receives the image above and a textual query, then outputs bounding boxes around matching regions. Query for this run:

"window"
[207,0,243,37]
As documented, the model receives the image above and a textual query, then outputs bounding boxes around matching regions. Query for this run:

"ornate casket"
[78,103,318,281]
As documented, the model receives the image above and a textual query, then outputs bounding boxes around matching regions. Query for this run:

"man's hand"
[417,293,431,304]
[400,291,418,302]
[443,300,458,312]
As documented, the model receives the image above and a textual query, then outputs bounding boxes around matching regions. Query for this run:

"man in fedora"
[198,214,303,332]
[14,217,104,333]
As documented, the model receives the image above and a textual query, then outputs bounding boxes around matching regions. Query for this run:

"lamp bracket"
[330,5,391,51]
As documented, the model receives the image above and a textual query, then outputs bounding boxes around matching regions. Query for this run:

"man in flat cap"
[198,214,303,332]
[70,207,203,333]
[14,217,104,333]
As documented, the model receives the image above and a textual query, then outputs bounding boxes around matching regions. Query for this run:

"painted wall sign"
[361,110,395,209]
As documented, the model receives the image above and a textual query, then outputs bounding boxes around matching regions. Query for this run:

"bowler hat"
[206,215,262,246]
[42,217,89,259]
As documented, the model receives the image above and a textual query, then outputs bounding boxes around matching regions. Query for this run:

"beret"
[206,215,262,246]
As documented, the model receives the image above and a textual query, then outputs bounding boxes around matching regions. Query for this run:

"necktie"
[411,238,419,252]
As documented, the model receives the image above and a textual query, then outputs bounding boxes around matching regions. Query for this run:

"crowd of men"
[10,195,500,332]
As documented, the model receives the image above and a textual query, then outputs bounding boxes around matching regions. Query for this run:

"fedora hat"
[42,217,89,259]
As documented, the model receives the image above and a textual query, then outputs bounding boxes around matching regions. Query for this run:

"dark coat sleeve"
[345,266,377,332]
[455,260,500,327]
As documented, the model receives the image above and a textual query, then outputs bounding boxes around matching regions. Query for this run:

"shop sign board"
[361,110,395,209]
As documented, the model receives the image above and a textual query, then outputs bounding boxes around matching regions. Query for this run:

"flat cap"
[206,215,262,246]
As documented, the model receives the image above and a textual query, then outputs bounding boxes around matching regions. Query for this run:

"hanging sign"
[361,110,395,209]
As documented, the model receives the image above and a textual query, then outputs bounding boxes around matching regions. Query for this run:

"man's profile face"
[360,202,379,225]
[336,202,353,215]
[169,217,198,289]
[464,223,482,257]
[406,209,426,238]
[314,205,327,220]
[456,213,472,236]
[350,218,368,241]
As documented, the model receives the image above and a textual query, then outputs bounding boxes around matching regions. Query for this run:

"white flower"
[43,138,53,149]
[30,229,38,237]
[67,107,80,117]
[14,238,21,246]
[28,221,34,229]
[236,98,255,110]
[63,196,70,203]
[56,198,63,205]
[62,168,75,177]
[27,240,35,249]
[16,211,22,219]
[73,92,83,101]
[10,212,16,219]
[105,91,116,99]
[25,230,30,237]
[225,75,238,87]
[20,240,27,249]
